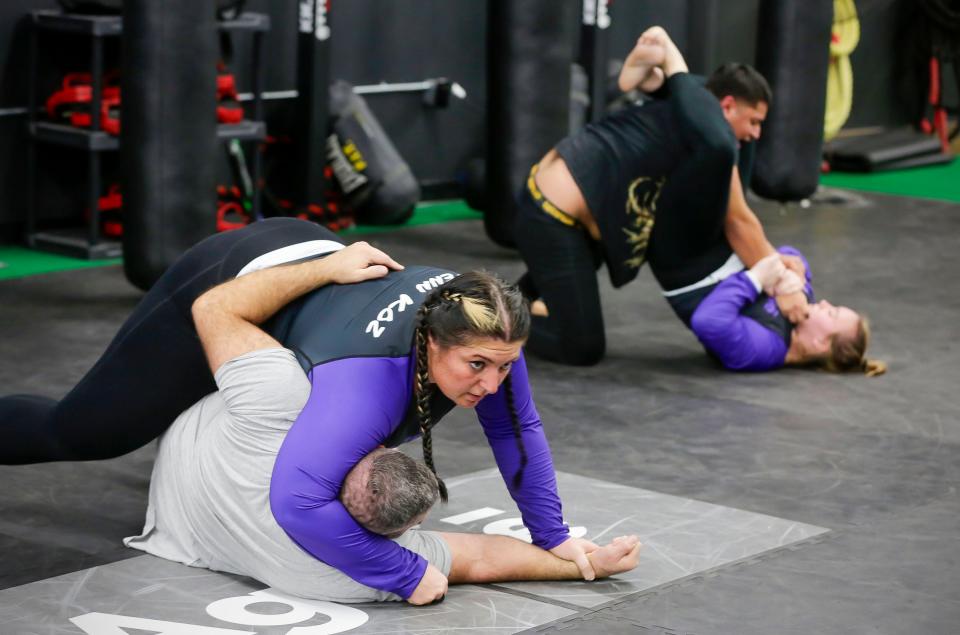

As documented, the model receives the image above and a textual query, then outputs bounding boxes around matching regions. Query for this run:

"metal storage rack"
[25,10,269,259]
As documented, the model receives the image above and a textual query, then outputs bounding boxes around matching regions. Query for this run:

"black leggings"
[515,188,606,366]
[0,218,342,464]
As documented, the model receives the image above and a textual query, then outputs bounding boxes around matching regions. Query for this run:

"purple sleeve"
[777,245,815,301]
[690,272,788,372]
[475,351,569,550]
[269,356,428,599]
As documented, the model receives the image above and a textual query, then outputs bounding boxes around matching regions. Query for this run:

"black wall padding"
[485,0,578,247]
[753,0,833,201]
[121,0,217,290]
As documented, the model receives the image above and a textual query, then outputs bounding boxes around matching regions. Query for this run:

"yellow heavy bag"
[824,0,860,141]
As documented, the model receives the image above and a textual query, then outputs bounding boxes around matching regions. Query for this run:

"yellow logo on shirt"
[623,176,663,270]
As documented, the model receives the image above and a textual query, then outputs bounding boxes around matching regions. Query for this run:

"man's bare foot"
[618,39,667,93]
[639,67,665,93]
[587,535,642,578]
[530,299,550,318]
[639,26,688,77]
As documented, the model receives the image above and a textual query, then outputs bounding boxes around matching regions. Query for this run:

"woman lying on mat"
[684,250,886,376]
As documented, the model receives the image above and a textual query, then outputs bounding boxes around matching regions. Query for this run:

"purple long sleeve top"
[689,246,813,372]
[268,350,568,599]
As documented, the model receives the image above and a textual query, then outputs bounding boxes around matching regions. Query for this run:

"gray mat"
[0,471,826,633]
[426,469,828,608]
[0,555,575,635]
[2,191,960,633]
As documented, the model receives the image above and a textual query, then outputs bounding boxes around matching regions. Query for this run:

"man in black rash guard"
[515,26,804,366]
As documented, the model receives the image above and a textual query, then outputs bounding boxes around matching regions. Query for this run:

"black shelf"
[217,120,267,141]
[25,10,268,260]
[31,10,271,36]
[30,122,117,150]
[218,12,271,32]
[31,120,267,149]
[31,10,122,36]
[29,227,122,260]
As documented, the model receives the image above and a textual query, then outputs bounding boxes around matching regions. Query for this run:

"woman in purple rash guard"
[0,217,596,605]
[671,249,886,376]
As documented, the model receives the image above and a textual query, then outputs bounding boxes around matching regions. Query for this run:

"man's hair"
[341,448,440,537]
[706,63,772,106]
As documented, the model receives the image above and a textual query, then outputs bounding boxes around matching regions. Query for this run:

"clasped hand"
[749,253,809,324]
[550,536,601,580]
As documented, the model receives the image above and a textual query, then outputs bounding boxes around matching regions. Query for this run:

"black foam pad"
[121,0,218,290]
[485,0,578,247]
[752,0,833,201]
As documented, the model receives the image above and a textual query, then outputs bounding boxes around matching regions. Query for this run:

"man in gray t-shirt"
[125,347,641,603]
[126,242,642,603]
[125,347,446,603]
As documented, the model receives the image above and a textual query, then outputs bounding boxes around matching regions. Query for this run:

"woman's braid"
[503,374,528,489]
[414,303,448,502]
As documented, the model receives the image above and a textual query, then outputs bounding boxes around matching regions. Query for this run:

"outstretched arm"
[443,533,640,584]
[475,353,602,579]
[724,167,777,268]
[192,241,402,373]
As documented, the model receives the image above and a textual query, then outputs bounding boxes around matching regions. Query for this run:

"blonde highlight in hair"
[460,296,503,336]
[825,315,887,377]
[427,271,529,347]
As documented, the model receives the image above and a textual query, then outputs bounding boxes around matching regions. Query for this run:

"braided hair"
[412,271,531,503]
[413,302,447,502]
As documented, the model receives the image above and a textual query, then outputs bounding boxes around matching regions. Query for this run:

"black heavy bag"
[752,0,833,201]
[326,81,420,225]
[486,0,578,247]
[121,0,217,290]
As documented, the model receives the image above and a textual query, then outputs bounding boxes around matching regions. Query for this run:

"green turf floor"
[820,157,960,203]
[0,247,121,281]
[0,200,482,281]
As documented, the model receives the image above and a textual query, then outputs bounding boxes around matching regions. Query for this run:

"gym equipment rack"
[24,9,269,260]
